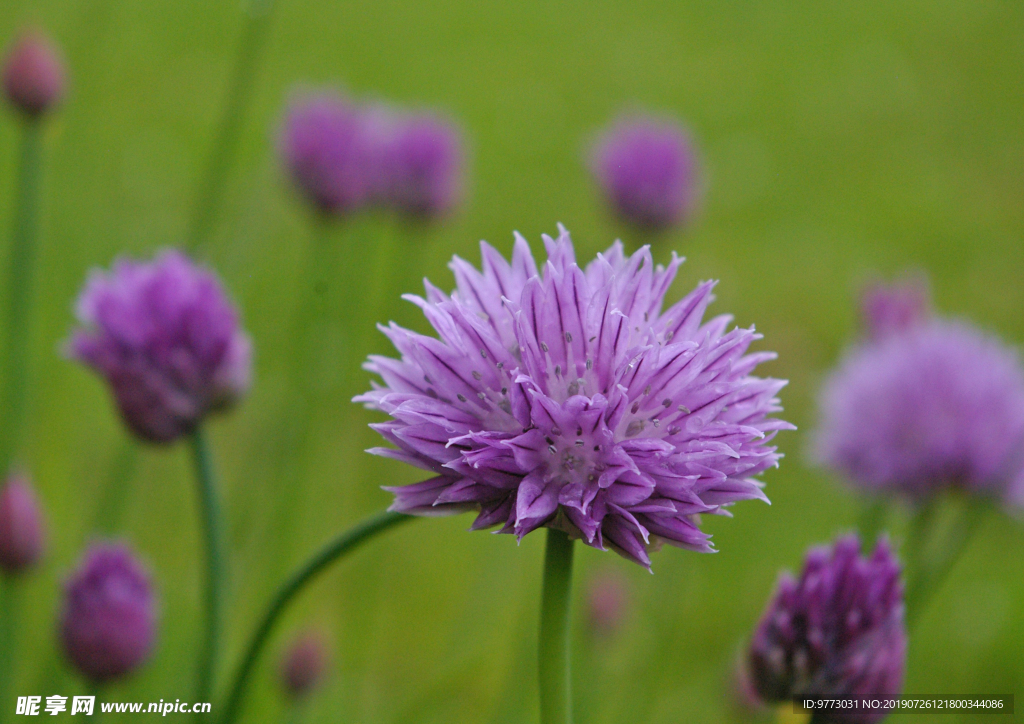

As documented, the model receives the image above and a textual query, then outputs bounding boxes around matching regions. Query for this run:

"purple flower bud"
[0,471,45,575]
[279,631,329,699]
[68,250,252,444]
[747,536,906,724]
[591,114,699,232]
[815,318,1024,504]
[860,275,930,341]
[586,568,629,637]
[381,112,463,219]
[2,30,65,116]
[279,90,372,215]
[60,542,156,684]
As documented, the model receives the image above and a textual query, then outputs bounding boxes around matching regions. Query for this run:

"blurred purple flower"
[591,114,698,232]
[381,112,463,219]
[280,91,373,215]
[69,250,251,444]
[815,319,1024,504]
[357,226,791,567]
[3,29,65,116]
[0,471,45,575]
[61,542,156,683]
[859,276,930,341]
[747,535,905,724]
[586,568,629,637]
[280,631,329,699]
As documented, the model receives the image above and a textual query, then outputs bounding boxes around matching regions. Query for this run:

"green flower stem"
[538,528,575,724]
[190,427,225,709]
[856,498,888,552]
[0,577,21,724]
[90,439,139,534]
[0,120,43,476]
[904,497,989,628]
[186,0,277,252]
[219,510,411,724]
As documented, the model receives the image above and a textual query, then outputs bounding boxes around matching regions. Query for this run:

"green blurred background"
[1,0,1023,721]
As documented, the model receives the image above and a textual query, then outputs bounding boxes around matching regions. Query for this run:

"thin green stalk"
[538,528,575,724]
[901,495,938,583]
[90,440,139,534]
[0,577,21,724]
[0,120,43,475]
[266,217,336,582]
[190,427,225,709]
[856,498,888,552]
[219,510,410,724]
[904,498,989,628]
[186,0,277,252]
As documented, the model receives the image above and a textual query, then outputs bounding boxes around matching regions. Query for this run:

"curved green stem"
[538,528,574,724]
[219,510,411,724]
[904,497,989,628]
[186,0,277,252]
[0,120,43,475]
[190,427,225,708]
[856,498,888,552]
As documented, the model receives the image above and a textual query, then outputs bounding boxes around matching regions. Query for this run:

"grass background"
[1,0,1023,721]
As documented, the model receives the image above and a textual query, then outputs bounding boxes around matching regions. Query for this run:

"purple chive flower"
[859,276,930,341]
[747,535,906,724]
[280,90,374,215]
[61,542,156,683]
[591,114,699,232]
[0,471,45,575]
[815,319,1024,504]
[3,30,65,116]
[69,250,252,444]
[357,226,791,568]
[381,112,463,219]
[280,631,329,699]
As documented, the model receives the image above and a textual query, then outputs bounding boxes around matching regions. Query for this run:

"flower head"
[280,91,373,215]
[815,319,1024,504]
[591,114,698,232]
[380,112,463,219]
[3,30,65,116]
[69,250,252,444]
[357,227,790,567]
[0,471,45,575]
[279,631,329,699]
[747,535,905,724]
[61,542,156,683]
[859,276,930,341]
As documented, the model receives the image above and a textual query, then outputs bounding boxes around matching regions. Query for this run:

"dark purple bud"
[68,250,252,444]
[0,471,45,575]
[591,114,699,232]
[279,631,329,699]
[2,30,65,116]
[860,275,930,341]
[586,568,629,637]
[747,535,905,724]
[279,90,372,216]
[60,542,156,684]
[381,112,463,220]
